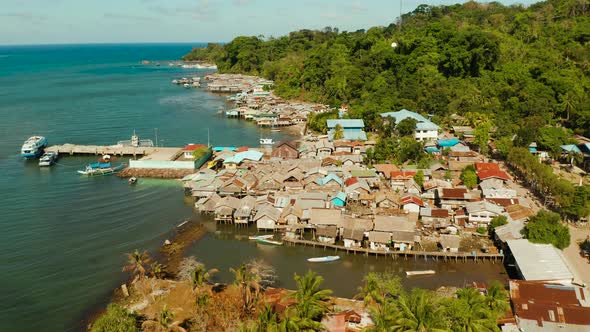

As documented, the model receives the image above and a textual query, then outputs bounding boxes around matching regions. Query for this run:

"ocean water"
[0,44,290,332]
[0,44,506,332]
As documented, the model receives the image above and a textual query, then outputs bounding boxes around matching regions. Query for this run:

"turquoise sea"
[0,44,506,332]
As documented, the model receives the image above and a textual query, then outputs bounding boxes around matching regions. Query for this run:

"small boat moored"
[259,138,275,146]
[249,234,274,240]
[21,136,48,159]
[256,238,283,246]
[405,270,436,277]
[38,151,58,167]
[307,256,340,263]
[77,162,125,176]
[128,177,138,184]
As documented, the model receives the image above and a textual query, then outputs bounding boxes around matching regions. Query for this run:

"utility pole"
[154,128,159,147]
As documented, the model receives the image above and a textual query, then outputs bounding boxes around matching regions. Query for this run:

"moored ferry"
[21,136,48,159]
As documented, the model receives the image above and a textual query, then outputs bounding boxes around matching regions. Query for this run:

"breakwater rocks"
[118,167,194,179]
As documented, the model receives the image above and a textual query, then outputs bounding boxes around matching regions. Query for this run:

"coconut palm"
[291,270,332,321]
[231,264,262,315]
[367,302,398,332]
[394,289,449,332]
[122,249,151,280]
[178,257,218,290]
[356,272,402,306]
[150,261,165,279]
[485,281,509,317]
[452,288,497,332]
[333,124,344,140]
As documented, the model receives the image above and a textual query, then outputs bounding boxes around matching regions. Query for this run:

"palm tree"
[159,305,174,328]
[485,281,509,317]
[356,272,402,306]
[231,264,262,315]
[333,124,344,140]
[291,270,332,321]
[367,302,398,332]
[190,264,218,289]
[452,288,497,332]
[178,257,218,290]
[150,261,165,279]
[122,249,151,280]
[394,289,449,332]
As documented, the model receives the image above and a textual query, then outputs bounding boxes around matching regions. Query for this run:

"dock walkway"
[283,238,504,263]
[46,144,178,157]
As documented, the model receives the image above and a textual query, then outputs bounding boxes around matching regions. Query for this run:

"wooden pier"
[283,238,504,263]
[45,144,176,157]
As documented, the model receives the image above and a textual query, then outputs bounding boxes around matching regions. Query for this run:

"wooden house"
[342,228,364,248]
[316,225,338,244]
[254,206,281,230]
[234,195,257,225]
[368,231,391,251]
[272,141,299,159]
[439,235,460,253]
[214,196,241,223]
[420,207,451,229]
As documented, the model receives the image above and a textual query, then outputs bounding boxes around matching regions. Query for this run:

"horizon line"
[0,41,226,47]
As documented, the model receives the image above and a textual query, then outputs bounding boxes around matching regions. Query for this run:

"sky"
[0,0,539,45]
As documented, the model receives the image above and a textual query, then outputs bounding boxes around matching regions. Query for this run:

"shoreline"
[82,219,208,331]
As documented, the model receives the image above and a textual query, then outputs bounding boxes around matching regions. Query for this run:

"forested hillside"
[185,0,590,139]
[184,1,590,219]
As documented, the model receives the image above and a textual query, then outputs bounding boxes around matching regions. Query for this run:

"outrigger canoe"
[248,235,274,240]
[307,256,340,263]
[256,238,283,246]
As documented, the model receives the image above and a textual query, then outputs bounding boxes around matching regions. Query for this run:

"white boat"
[260,138,275,146]
[307,256,340,263]
[405,270,436,276]
[256,238,283,246]
[183,83,190,88]
[248,234,274,240]
[38,151,58,167]
[77,162,125,176]
[128,177,138,184]
[21,136,48,159]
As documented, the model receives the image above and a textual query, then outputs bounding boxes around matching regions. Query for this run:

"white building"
[465,201,504,227]
[380,109,440,142]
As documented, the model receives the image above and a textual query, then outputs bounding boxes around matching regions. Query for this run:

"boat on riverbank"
[21,136,48,159]
[406,270,436,276]
[307,256,340,263]
[249,234,274,240]
[77,162,125,176]
[256,238,283,246]
[259,138,275,146]
[38,151,58,167]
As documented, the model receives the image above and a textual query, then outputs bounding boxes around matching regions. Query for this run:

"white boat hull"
[307,256,340,263]
[406,270,436,276]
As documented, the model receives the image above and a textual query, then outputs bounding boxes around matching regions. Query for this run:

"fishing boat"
[259,138,275,146]
[248,234,274,240]
[256,238,283,246]
[307,256,340,263]
[128,177,138,184]
[21,136,48,159]
[38,151,58,167]
[77,162,125,176]
[405,270,436,276]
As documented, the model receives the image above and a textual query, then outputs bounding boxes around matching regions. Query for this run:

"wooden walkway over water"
[45,144,173,157]
[283,238,504,263]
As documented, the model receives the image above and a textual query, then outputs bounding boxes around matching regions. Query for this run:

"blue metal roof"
[328,129,367,141]
[327,119,365,128]
[213,147,237,152]
[380,109,440,130]
[319,173,344,186]
[437,137,460,147]
[560,144,581,153]
[223,150,263,164]
[332,192,347,206]
[425,147,440,153]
